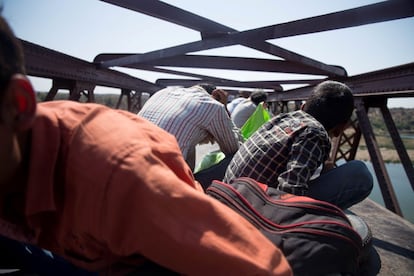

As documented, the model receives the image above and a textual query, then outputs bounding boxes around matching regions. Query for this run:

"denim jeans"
[194,154,234,191]
[307,160,374,209]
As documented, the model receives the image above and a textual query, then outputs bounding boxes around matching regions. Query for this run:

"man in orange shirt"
[0,16,291,275]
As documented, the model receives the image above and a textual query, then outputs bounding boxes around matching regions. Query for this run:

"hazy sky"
[2,0,414,107]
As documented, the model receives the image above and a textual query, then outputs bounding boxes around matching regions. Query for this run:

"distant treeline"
[36,92,414,135]
[367,107,414,135]
[36,92,129,111]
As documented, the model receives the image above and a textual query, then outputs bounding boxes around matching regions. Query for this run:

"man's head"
[0,15,26,92]
[0,15,35,121]
[196,83,230,105]
[197,83,216,95]
[238,90,250,98]
[250,91,267,105]
[303,80,354,136]
[0,16,36,188]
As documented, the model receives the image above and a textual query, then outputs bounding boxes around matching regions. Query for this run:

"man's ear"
[8,74,37,130]
[330,126,342,138]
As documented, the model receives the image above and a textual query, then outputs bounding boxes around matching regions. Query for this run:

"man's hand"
[212,89,228,105]
[322,160,336,173]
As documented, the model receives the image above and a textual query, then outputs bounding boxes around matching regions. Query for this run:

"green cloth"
[194,150,225,173]
[241,102,271,140]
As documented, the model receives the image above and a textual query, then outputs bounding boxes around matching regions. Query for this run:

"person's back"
[16,101,198,271]
[225,109,329,188]
[225,80,373,210]
[14,100,289,274]
[139,85,243,170]
[227,97,245,114]
[231,91,268,128]
[0,15,294,275]
[227,90,250,114]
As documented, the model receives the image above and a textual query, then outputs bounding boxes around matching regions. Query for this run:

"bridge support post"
[354,97,402,216]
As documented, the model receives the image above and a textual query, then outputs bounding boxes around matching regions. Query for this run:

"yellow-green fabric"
[194,150,226,173]
[241,102,271,140]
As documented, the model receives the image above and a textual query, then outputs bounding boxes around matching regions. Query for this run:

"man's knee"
[344,160,373,194]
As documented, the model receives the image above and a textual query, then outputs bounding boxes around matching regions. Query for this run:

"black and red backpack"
[206,177,371,275]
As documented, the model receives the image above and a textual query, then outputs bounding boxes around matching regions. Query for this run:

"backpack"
[206,177,365,275]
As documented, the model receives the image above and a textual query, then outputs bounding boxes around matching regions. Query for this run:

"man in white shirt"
[227,90,250,114]
[138,84,243,172]
[231,91,268,128]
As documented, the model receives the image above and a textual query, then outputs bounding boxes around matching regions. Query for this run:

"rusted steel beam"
[267,63,414,102]
[154,79,283,91]
[99,1,413,70]
[156,78,322,88]
[101,0,231,34]
[330,118,363,163]
[96,54,321,89]
[94,58,284,91]
[242,43,346,78]
[129,90,144,114]
[346,63,414,97]
[345,119,362,162]
[45,79,64,101]
[354,98,402,216]
[45,79,96,102]
[379,102,414,191]
[95,58,287,91]
[99,0,345,76]
[96,54,335,76]
[21,39,161,93]
[243,0,414,43]
[129,65,244,89]
[115,88,135,111]
[71,81,95,102]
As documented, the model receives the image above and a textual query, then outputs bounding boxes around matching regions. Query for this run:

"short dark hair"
[250,91,267,105]
[197,83,216,94]
[303,80,354,131]
[0,16,25,94]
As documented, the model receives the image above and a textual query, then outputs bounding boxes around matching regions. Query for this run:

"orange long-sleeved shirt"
[1,101,291,275]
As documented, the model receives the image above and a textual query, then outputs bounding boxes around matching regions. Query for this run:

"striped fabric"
[224,110,331,195]
[138,86,243,169]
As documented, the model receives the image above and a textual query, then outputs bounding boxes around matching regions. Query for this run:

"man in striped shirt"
[224,81,373,210]
[138,84,243,171]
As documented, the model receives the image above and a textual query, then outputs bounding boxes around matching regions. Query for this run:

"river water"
[365,162,414,224]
